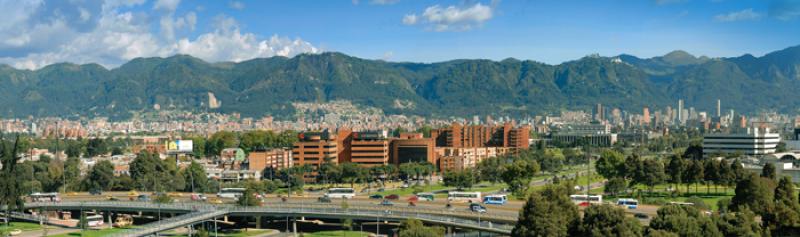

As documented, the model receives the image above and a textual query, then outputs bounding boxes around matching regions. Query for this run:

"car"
[136,194,150,202]
[208,198,223,204]
[318,196,332,203]
[385,194,400,200]
[401,183,409,188]
[379,200,394,206]
[470,203,487,213]
[369,194,384,199]
[191,193,207,201]
[407,196,419,202]
[106,195,119,201]
[89,189,102,196]
[634,213,649,219]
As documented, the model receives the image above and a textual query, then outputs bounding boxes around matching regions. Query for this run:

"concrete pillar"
[293,218,298,237]
[255,216,261,229]
[224,215,229,222]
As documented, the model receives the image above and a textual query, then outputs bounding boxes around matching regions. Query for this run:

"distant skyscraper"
[716,99,721,118]
[595,103,604,121]
[678,99,684,125]
[642,107,651,126]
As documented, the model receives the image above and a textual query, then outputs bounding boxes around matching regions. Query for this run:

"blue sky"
[0,0,799,69]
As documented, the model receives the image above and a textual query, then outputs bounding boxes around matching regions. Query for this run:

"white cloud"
[770,0,800,20]
[714,8,761,22]
[153,0,180,12]
[0,0,320,69]
[402,14,418,25]
[404,1,496,31]
[381,51,393,60]
[229,1,245,10]
[171,15,319,62]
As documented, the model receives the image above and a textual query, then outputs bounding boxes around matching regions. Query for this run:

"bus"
[416,193,435,201]
[483,195,508,205]
[569,194,603,206]
[448,192,481,203]
[616,198,639,209]
[325,188,356,199]
[29,192,60,202]
[84,212,105,227]
[217,188,246,199]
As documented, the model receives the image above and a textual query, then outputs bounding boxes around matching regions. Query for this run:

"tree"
[683,143,703,160]
[63,157,82,191]
[765,176,800,235]
[730,173,775,216]
[686,159,704,193]
[649,205,721,237]
[714,208,762,237]
[501,159,540,195]
[237,188,261,206]
[83,160,115,191]
[667,155,685,190]
[340,162,367,188]
[596,149,625,179]
[605,177,627,196]
[182,161,209,193]
[85,138,108,157]
[65,142,82,158]
[477,157,504,183]
[577,204,643,237]
[703,159,721,193]
[442,169,475,190]
[512,184,580,237]
[398,218,445,237]
[0,136,25,226]
[761,162,776,180]
[111,147,124,156]
[640,159,667,194]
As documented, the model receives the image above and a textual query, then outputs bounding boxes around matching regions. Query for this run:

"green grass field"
[303,230,372,237]
[49,227,130,237]
[0,222,42,231]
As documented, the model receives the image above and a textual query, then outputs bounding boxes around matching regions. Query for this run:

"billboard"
[166,140,193,153]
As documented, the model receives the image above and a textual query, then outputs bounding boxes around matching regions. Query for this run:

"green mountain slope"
[1,45,799,120]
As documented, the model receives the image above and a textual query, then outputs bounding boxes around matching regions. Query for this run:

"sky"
[0,0,799,69]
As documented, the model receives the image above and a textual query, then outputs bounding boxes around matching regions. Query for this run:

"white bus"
[616,198,639,209]
[325,188,356,199]
[217,188,246,199]
[84,212,105,227]
[448,192,481,203]
[570,194,603,206]
[29,192,60,202]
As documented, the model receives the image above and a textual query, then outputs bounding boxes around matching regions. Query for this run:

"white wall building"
[703,127,780,157]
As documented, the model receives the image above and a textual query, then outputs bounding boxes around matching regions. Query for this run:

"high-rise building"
[595,103,604,122]
[292,131,339,169]
[431,122,530,148]
[642,107,650,126]
[678,99,684,125]
[716,99,721,118]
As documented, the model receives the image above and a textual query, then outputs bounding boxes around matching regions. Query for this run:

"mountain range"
[1,45,800,120]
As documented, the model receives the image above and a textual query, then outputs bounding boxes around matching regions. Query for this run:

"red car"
[385,194,400,200]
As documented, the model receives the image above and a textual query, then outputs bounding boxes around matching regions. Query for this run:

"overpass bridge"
[24,201,516,236]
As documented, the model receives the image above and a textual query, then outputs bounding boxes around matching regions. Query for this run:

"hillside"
[1,45,800,120]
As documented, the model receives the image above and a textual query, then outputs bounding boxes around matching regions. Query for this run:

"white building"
[703,127,780,157]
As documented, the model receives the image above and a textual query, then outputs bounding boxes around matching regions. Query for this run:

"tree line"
[511,175,800,237]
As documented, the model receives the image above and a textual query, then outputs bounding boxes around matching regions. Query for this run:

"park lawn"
[49,227,131,237]
[304,230,372,237]
[0,222,42,231]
